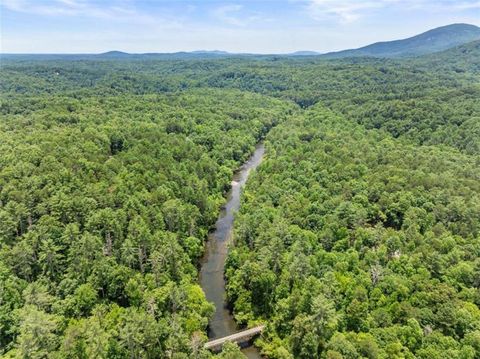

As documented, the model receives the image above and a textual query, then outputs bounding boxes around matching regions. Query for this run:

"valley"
[1,23,480,358]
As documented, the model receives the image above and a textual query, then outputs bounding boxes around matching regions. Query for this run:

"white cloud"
[212,4,246,26]
[2,0,479,53]
[305,0,480,23]
[446,1,480,10]
[307,0,385,22]
[1,0,184,31]
[3,0,101,16]
[212,4,268,27]
[2,0,164,23]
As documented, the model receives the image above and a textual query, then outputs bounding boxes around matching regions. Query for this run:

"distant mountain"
[3,24,480,61]
[190,50,230,55]
[323,23,480,59]
[98,50,131,58]
[93,50,233,59]
[288,51,320,56]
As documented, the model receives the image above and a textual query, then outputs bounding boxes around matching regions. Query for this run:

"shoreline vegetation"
[1,35,480,358]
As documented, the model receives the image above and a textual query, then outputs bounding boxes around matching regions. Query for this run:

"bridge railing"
[204,325,265,351]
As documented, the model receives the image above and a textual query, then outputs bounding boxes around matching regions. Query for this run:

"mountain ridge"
[322,23,480,59]
[2,24,479,60]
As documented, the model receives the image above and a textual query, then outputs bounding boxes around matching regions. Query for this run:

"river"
[199,143,265,358]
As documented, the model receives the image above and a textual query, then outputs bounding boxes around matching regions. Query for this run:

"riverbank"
[199,143,265,358]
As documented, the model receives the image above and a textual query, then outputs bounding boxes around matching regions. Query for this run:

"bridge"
[204,325,265,351]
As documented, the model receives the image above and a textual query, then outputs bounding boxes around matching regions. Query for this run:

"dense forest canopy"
[226,107,480,358]
[0,88,293,357]
[2,39,479,153]
[1,38,479,358]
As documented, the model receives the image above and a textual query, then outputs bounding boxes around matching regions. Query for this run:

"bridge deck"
[204,325,265,350]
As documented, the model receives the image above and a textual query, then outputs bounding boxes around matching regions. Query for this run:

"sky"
[1,0,479,54]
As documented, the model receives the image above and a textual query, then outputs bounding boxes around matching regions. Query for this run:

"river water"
[199,143,265,358]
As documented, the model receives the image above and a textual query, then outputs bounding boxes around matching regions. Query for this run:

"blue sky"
[1,0,479,53]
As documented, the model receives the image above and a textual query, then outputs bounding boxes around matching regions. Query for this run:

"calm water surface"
[199,144,265,358]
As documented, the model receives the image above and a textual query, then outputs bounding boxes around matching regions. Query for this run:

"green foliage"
[1,42,479,357]
[215,342,247,359]
[0,86,293,356]
[226,108,480,358]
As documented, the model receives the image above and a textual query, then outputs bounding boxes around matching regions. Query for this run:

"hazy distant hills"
[96,23,480,59]
[94,50,322,58]
[98,50,130,58]
[322,23,480,58]
[94,49,234,59]
[288,51,321,56]
[2,24,479,60]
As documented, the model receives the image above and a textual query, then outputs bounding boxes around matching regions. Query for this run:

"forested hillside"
[0,88,293,357]
[201,47,480,153]
[226,107,480,358]
[3,41,480,155]
[1,36,479,358]
[321,23,480,58]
